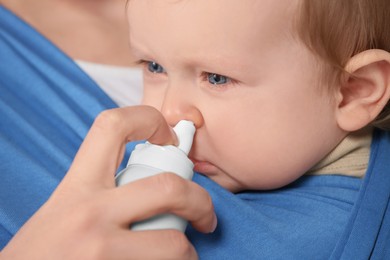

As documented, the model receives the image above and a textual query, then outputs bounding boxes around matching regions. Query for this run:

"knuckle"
[152,108,166,125]
[140,105,163,120]
[154,173,185,200]
[166,230,193,258]
[93,109,123,132]
[202,189,214,215]
[144,105,166,126]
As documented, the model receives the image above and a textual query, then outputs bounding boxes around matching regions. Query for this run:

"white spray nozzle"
[173,120,196,155]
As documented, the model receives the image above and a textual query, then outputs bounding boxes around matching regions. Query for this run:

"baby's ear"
[336,49,390,131]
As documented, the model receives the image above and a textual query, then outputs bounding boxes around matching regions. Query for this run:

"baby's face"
[128,0,346,192]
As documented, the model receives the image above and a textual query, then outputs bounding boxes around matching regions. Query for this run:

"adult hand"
[1,106,217,260]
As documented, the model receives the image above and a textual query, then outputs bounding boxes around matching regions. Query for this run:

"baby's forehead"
[127,0,312,83]
[127,0,300,23]
[127,0,301,47]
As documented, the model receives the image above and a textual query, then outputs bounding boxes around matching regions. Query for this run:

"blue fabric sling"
[1,5,390,259]
[188,130,390,259]
[0,6,133,248]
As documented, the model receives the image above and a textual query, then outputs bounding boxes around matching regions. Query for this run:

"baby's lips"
[191,160,219,176]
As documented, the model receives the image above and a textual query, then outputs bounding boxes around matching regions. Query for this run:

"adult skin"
[0,106,217,259]
[1,0,135,66]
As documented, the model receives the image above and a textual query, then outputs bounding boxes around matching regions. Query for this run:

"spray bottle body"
[115,120,195,232]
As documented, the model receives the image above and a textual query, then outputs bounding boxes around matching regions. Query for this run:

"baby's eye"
[147,61,165,73]
[207,73,230,85]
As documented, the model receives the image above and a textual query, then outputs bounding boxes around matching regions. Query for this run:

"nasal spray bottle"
[115,120,196,232]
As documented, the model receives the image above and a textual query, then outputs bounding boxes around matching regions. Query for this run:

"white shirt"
[76,60,143,107]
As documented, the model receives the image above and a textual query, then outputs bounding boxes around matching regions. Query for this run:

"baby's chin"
[194,162,302,193]
[193,161,245,192]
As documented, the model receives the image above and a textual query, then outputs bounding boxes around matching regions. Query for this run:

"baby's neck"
[306,127,373,177]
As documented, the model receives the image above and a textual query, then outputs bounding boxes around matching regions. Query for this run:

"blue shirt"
[1,6,390,259]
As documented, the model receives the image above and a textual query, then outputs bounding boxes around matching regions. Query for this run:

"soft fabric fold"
[1,5,390,259]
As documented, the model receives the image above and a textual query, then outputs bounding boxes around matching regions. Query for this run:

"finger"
[108,229,198,260]
[66,106,177,188]
[107,173,217,234]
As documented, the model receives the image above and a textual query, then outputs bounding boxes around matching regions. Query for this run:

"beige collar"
[306,127,373,178]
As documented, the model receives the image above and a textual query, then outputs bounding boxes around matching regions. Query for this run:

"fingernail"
[210,213,218,233]
[170,127,179,146]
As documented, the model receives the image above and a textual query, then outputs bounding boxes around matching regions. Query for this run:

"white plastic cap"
[173,120,196,155]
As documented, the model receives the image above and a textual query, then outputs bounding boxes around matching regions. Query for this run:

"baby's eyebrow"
[128,36,252,77]
[128,40,148,59]
[195,56,251,76]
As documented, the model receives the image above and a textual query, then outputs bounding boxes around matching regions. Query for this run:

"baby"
[127,0,390,192]
[124,1,390,257]
[2,0,389,259]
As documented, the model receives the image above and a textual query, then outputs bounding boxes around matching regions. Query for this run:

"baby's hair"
[297,0,390,130]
